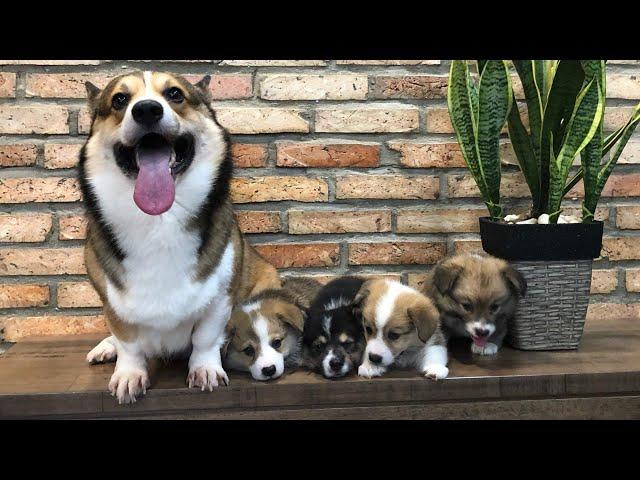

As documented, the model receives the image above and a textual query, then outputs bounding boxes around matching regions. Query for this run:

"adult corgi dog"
[81,71,279,403]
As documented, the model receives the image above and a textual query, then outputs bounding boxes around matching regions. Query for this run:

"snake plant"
[447,60,512,220]
[508,60,640,223]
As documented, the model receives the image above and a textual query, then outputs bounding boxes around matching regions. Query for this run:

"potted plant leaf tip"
[448,60,640,350]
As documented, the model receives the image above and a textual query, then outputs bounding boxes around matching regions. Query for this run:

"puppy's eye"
[313,343,324,354]
[365,326,373,336]
[271,338,282,349]
[111,93,130,111]
[461,302,473,312]
[164,87,184,103]
[242,345,255,357]
[341,340,354,349]
[387,331,401,341]
[489,303,500,314]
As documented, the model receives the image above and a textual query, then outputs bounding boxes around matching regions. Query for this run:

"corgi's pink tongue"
[473,336,488,347]
[133,139,175,216]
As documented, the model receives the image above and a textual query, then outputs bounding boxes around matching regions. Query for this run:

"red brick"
[397,208,484,233]
[586,303,640,322]
[453,239,484,255]
[448,173,531,198]
[336,175,439,200]
[0,105,69,134]
[0,284,50,309]
[43,143,83,169]
[0,72,16,97]
[254,243,340,268]
[601,237,640,261]
[58,215,88,240]
[0,315,107,341]
[288,210,391,234]
[231,144,268,168]
[625,269,640,292]
[388,141,466,168]
[616,206,640,229]
[0,214,52,242]
[231,177,328,203]
[590,269,618,294]
[25,73,113,98]
[372,75,448,99]
[348,242,446,265]
[0,144,38,167]
[0,178,81,203]
[184,74,253,100]
[276,142,380,168]
[0,248,85,275]
[235,211,281,234]
[57,282,102,308]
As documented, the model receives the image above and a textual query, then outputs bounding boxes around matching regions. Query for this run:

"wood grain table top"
[1,318,639,418]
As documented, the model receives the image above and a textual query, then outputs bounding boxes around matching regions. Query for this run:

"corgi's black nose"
[368,353,383,365]
[474,327,491,338]
[262,365,276,377]
[329,358,343,372]
[132,100,164,126]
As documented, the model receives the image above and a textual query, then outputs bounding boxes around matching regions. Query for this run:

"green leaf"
[477,60,513,209]
[513,61,543,158]
[548,77,604,217]
[540,60,585,211]
[448,61,488,200]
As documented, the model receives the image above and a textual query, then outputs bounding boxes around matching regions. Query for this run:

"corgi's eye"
[164,87,184,103]
[387,331,401,341]
[365,326,373,336]
[271,338,282,349]
[489,303,500,314]
[111,93,130,110]
[313,343,324,354]
[341,339,354,349]
[461,302,473,312]
[242,345,255,357]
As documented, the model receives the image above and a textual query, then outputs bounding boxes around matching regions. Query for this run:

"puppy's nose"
[132,100,164,126]
[329,357,344,372]
[261,365,276,377]
[474,327,491,338]
[368,353,383,365]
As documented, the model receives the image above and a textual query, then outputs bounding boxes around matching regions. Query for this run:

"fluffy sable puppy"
[223,277,322,381]
[355,279,448,380]
[81,72,280,403]
[424,253,527,355]
[302,276,366,379]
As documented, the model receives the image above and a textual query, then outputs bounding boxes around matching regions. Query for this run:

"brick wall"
[1,59,639,341]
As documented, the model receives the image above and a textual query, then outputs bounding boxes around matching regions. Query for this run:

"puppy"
[424,253,527,355]
[302,276,366,379]
[81,72,280,403]
[224,277,322,381]
[355,279,448,380]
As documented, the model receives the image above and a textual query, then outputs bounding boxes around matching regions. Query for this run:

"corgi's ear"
[85,81,101,115]
[275,302,305,332]
[194,75,211,92]
[352,281,372,318]
[502,264,527,297]
[408,298,440,343]
[433,260,464,295]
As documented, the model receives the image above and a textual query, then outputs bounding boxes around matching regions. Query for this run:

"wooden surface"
[1,318,640,419]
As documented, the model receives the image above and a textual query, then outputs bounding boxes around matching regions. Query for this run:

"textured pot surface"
[479,217,603,261]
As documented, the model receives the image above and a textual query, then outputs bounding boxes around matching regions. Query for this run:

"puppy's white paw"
[187,365,229,391]
[108,369,149,404]
[358,363,386,379]
[471,342,499,356]
[423,364,449,380]
[86,338,117,364]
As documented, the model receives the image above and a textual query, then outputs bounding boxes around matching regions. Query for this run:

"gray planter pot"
[479,218,603,350]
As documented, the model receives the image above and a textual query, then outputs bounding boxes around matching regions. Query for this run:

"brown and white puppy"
[81,71,280,403]
[355,279,448,380]
[223,278,322,381]
[424,253,527,355]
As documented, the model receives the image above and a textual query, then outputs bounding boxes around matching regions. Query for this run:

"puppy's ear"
[85,81,101,114]
[276,303,305,332]
[194,75,211,92]
[408,298,440,343]
[502,265,527,297]
[352,281,371,318]
[433,261,464,295]
[221,322,235,358]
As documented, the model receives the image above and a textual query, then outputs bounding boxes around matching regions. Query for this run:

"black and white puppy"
[301,276,366,379]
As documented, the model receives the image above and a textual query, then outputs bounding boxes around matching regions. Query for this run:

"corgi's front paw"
[358,362,386,379]
[86,337,117,364]
[471,342,499,356]
[108,368,149,404]
[187,365,229,391]
[423,364,449,380]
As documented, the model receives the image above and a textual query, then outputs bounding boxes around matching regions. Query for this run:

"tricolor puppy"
[224,278,322,381]
[424,253,527,355]
[81,71,280,403]
[355,279,448,380]
[302,276,366,379]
